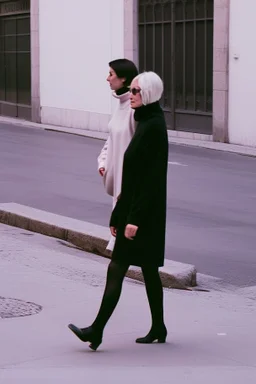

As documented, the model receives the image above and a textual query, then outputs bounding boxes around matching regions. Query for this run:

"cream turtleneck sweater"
[98,91,136,203]
[97,91,136,251]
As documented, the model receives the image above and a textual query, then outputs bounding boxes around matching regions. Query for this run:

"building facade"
[39,0,125,133]
[0,0,254,147]
[228,0,256,147]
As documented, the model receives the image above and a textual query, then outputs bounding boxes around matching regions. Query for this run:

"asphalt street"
[1,123,256,287]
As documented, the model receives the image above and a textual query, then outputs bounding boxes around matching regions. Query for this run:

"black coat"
[109,101,168,267]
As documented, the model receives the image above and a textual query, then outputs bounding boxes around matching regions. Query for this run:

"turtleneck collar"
[112,89,130,104]
[134,101,163,122]
[116,86,129,96]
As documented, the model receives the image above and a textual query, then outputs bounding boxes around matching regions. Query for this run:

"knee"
[108,261,128,277]
[142,266,160,283]
[107,261,119,275]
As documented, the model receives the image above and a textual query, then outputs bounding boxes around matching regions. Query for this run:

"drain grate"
[0,296,42,319]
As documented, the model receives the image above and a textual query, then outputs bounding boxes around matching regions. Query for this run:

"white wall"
[39,0,124,131]
[228,0,256,146]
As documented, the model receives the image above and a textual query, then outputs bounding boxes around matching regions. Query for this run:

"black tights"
[92,260,164,333]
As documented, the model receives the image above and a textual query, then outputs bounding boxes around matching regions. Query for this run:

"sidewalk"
[0,224,255,383]
[1,115,256,157]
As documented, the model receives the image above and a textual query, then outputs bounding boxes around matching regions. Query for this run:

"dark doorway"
[138,0,213,134]
[0,0,31,119]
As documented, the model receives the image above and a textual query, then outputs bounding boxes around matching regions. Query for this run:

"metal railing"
[0,11,31,119]
[138,0,213,133]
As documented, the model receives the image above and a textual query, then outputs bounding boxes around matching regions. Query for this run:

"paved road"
[1,123,256,286]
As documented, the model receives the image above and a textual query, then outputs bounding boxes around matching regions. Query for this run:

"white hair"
[134,71,164,105]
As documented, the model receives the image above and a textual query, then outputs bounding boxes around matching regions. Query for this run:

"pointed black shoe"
[136,325,167,344]
[68,324,102,351]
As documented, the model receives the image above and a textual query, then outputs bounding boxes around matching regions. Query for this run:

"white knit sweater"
[98,91,136,203]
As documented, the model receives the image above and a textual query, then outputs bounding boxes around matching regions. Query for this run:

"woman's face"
[107,67,125,91]
[130,79,143,109]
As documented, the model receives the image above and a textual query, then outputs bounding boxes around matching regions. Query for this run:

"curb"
[0,203,197,289]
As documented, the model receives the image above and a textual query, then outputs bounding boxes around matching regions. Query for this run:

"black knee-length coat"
[109,101,168,267]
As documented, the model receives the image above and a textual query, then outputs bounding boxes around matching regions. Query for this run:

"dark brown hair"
[109,59,138,87]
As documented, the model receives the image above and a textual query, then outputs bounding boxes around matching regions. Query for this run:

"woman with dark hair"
[97,59,138,251]
[68,71,168,351]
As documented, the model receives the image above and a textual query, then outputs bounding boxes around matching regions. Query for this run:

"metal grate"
[0,1,31,119]
[139,0,213,133]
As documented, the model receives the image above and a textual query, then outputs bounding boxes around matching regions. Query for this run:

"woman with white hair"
[68,71,168,351]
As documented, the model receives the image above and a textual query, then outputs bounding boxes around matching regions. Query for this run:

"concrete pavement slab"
[0,224,256,383]
[0,203,197,289]
[1,368,256,384]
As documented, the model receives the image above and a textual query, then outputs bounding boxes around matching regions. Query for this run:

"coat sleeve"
[97,136,110,170]
[130,109,137,135]
[109,196,122,227]
[126,125,168,227]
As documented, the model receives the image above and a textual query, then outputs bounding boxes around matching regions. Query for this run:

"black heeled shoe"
[136,325,167,344]
[68,324,102,351]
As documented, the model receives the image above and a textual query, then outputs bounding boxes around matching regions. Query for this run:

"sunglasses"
[130,88,141,95]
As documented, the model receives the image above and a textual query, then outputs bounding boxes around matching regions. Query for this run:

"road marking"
[168,161,188,167]
[217,333,227,336]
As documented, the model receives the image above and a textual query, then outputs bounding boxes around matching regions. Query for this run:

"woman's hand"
[99,168,105,177]
[110,226,117,237]
[125,224,138,240]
